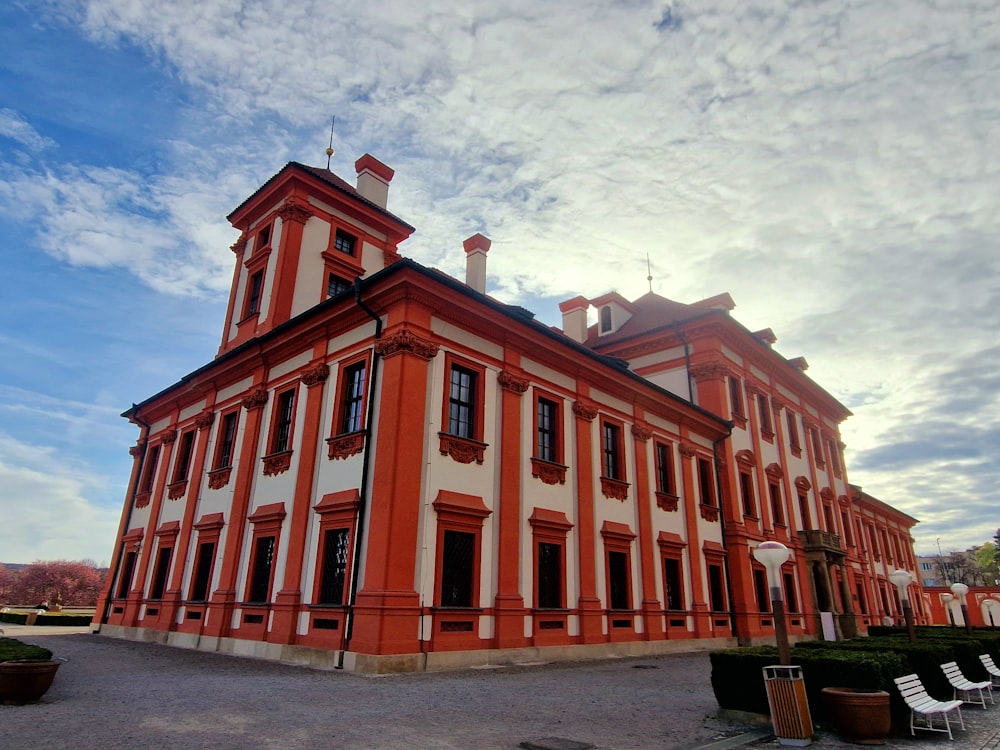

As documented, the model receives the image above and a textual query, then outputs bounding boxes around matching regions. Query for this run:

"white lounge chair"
[980,654,1000,687]
[894,673,965,739]
[941,661,993,708]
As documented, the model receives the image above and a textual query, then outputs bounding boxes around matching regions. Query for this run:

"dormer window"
[599,306,612,333]
[334,229,356,256]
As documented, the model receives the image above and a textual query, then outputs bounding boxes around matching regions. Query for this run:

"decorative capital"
[242,387,269,411]
[301,362,330,388]
[158,429,178,445]
[498,369,529,394]
[374,328,439,360]
[277,198,312,225]
[230,232,248,254]
[572,399,599,421]
[194,410,215,430]
[678,440,698,459]
[631,422,653,442]
[128,444,143,458]
[689,361,730,383]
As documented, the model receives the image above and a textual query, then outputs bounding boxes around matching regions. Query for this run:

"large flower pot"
[0,660,61,704]
[821,687,891,745]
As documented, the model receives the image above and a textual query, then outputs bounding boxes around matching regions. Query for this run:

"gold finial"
[325,115,336,169]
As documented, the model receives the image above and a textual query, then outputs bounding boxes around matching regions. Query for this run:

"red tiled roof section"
[584,291,709,347]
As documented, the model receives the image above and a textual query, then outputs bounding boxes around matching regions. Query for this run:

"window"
[139,445,160,494]
[333,229,356,255]
[599,306,612,333]
[824,504,836,534]
[536,397,559,462]
[663,558,684,610]
[602,421,624,480]
[757,393,773,437]
[769,481,784,525]
[338,361,367,434]
[784,572,799,613]
[214,411,239,469]
[655,441,676,495]
[728,377,744,420]
[447,365,477,439]
[247,535,276,603]
[318,528,350,605]
[256,224,271,250]
[841,511,854,545]
[149,546,172,600]
[810,427,824,466]
[537,542,562,609]
[245,270,264,317]
[855,582,868,615]
[327,272,351,298]
[797,491,812,529]
[190,542,215,601]
[786,411,801,453]
[271,388,296,453]
[117,549,137,598]
[607,551,631,610]
[828,439,842,476]
[708,563,727,612]
[739,470,757,517]
[440,530,475,607]
[172,430,195,483]
[753,568,770,612]
[698,457,716,506]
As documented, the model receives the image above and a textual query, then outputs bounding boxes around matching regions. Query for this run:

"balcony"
[798,530,844,554]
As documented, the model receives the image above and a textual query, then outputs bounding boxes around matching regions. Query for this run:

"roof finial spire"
[646,253,653,292]
[325,115,336,170]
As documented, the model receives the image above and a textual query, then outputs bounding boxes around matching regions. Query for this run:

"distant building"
[94,154,924,671]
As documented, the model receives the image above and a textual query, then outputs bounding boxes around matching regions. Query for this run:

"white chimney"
[559,296,590,343]
[463,233,490,293]
[354,153,394,208]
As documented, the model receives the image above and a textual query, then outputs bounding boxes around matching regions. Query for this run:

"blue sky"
[1,0,998,564]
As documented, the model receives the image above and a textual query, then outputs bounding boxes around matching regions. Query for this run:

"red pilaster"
[572,396,604,643]
[631,419,664,640]
[678,438,711,636]
[269,198,312,327]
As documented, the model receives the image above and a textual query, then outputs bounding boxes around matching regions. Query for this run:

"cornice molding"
[300,362,331,388]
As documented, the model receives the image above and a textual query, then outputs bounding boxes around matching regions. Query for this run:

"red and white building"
[94,154,925,671]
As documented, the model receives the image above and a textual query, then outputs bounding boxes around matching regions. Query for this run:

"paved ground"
[2,625,998,749]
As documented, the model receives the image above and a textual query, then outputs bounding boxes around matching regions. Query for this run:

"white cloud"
[0,108,55,151]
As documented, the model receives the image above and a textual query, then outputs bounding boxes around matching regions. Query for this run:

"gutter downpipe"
[95,405,149,633]
[336,278,383,669]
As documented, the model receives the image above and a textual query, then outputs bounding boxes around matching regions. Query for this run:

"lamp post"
[950,583,971,634]
[985,599,997,628]
[941,593,955,627]
[754,541,792,665]
[889,569,917,643]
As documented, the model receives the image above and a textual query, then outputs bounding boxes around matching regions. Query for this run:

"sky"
[0,0,997,565]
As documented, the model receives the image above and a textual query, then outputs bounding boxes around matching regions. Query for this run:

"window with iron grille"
[708,563,726,612]
[440,530,475,607]
[536,398,558,462]
[537,542,562,609]
[608,550,630,609]
[273,388,296,452]
[150,546,172,600]
[334,229,356,255]
[117,549,137,598]
[663,557,684,610]
[318,528,349,604]
[447,366,477,439]
[339,362,366,434]
[245,270,264,317]
[139,445,160,493]
[327,272,351,298]
[215,411,238,469]
[247,535,275,603]
[655,442,675,495]
[172,430,195,482]
[753,568,770,612]
[602,421,623,480]
[189,542,215,601]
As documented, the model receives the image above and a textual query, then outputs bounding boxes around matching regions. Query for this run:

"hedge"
[0,637,52,662]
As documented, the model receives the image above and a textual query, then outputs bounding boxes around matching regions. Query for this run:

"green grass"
[0,637,53,662]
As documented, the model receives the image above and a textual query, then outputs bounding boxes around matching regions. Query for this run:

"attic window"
[599,306,612,333]
[256,224,271,250]
[334,229,356,256]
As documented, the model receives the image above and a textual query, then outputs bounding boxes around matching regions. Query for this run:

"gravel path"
[3,630,999,749]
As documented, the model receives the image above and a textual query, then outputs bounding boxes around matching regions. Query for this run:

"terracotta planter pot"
[821,686,891,745]
[0,660,61,704]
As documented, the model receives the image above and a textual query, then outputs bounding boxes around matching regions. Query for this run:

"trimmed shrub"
[0,612,29,625]
[35,613,94,626]
[0,637,52,662]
